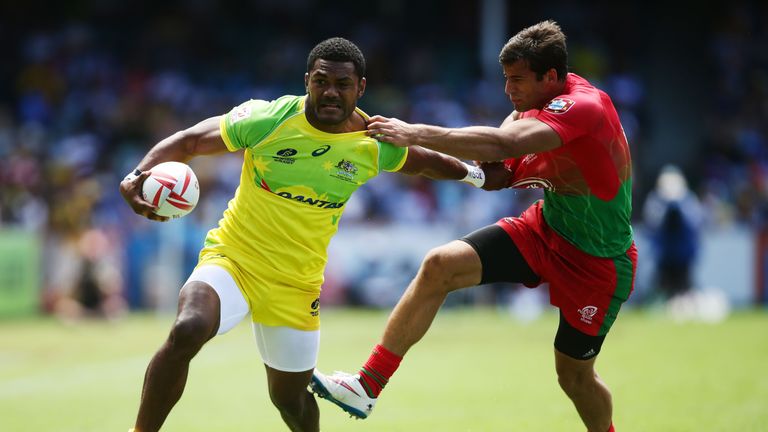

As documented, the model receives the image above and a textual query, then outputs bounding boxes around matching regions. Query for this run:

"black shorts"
[460,224,607,360]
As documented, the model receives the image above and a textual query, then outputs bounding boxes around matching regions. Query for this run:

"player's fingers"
[130,171,151,188]
[367,115,389,123]
[148,213,170,222]
[366,120,384,130]
[366,124,384,136]
[136,201,159,215]
[130,198,157,216]
[129,173,159,210]
[122,171,150,201]
[138,205,168,222]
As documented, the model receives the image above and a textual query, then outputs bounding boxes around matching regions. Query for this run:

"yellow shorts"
[196,251,321,331]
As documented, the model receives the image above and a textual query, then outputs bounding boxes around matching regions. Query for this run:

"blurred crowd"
[698,4,768,227]
[0,1,765,317]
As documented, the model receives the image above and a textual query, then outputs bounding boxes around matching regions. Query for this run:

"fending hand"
[477,162,512,191]
[366,115,417,147]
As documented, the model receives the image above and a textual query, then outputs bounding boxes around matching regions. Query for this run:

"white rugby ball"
[142,161,199,218]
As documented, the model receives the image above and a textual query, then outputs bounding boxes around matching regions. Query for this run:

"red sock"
[357,344,402,398]
[607,423,615,432]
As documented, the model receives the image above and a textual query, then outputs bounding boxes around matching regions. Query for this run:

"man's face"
[305,59,365,128]
[502,60,556,112]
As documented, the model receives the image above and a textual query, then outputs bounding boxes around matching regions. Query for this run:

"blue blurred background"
[1,0,766,321]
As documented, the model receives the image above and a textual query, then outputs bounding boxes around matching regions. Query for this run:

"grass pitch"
[0,307,766,431]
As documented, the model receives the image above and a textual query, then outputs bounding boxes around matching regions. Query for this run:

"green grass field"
[1,307,766,431]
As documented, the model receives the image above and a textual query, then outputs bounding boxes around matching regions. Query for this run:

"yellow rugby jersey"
[202,95,407,295]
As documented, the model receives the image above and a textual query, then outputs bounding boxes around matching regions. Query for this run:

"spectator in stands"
[643,165,703,300]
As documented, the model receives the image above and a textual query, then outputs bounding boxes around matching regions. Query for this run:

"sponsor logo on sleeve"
[543,98,575,114]
[231,105,252,123]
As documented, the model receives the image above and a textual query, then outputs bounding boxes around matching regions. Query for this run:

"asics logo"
[312,145,331,156]
[310,297,320,317]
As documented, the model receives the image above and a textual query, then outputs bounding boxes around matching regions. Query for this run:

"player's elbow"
[178,116,224,157]
[486,145,516,161]
[478,140,518,161]
[170,130,195,156]
[403,167,442,180]
[494,129,528,159]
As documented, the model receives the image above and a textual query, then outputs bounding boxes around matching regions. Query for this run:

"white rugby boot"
[309,369,377,419]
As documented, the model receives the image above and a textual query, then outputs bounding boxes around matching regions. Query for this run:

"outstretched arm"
[397,146,485,188]
[367,114,561,161]
[134,116,229,170]
[119,116,230,221]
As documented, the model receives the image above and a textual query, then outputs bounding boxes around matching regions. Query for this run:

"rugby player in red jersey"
[311,21,634,432]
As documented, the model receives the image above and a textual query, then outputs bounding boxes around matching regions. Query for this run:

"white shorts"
[183,265,320,372]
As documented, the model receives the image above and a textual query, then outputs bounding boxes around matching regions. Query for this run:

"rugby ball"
[142,161,199,218]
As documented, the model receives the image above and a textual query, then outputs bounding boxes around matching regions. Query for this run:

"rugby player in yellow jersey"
[119,37,485,432]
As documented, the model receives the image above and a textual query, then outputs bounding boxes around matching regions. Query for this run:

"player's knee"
[556,365,595,396]
[168,315,215,354]
[269,387,304,417]
[419,247,458,293]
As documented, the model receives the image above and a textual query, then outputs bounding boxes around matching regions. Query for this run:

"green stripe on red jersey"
[543,179,633,258]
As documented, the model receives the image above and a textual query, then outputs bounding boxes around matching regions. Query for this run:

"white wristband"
[123,168,142,183]
[460,162,485,188]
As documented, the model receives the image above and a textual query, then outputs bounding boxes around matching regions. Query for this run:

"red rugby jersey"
[507,73,633,257]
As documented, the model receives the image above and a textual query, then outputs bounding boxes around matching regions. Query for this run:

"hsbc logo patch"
[543,98,575,114]
[231,105,252,123]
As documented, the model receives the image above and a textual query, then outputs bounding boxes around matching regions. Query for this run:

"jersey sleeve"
[220,96,301,151]
[535,96,602,145]
[378,141,408,172]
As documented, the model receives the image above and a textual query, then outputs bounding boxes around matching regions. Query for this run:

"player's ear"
[547,68,558,83]
[304,73,310,93]
[357,77,366,98]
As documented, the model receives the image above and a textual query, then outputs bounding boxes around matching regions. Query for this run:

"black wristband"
[123,168,142,182]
